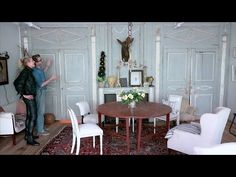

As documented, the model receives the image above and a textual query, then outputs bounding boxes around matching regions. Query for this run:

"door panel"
[162,48,220,116]
[191,49,219,115]
[60,49,90,119]
[162,48,189,97]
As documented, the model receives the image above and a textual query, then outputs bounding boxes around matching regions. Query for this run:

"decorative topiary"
[97,51,106,82]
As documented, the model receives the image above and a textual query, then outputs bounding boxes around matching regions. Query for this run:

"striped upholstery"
[165,122,201,139]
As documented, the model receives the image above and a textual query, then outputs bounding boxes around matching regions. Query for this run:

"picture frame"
[232,65,236,81]
[0,57,9,85]
[119,78,128,87]
[129,70,143,87]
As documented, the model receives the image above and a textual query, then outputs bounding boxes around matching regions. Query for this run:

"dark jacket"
[14,66,37,97]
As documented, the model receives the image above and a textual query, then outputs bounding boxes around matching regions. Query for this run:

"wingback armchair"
[167,107,231,155]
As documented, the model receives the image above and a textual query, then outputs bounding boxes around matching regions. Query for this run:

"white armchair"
[167,107,231,155]
[0,100,26,145]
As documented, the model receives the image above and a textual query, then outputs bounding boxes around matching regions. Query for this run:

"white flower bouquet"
[119,88,146,105]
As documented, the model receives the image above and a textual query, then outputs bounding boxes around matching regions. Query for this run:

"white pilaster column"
[219,34,227,106]
[91,26,97,113]
[155,28,161,102]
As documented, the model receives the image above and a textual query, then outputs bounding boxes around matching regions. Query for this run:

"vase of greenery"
[97,76,106,88]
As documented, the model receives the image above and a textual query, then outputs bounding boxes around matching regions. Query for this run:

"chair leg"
[76,138,80,155]
[154,118,156,134]
[116,117,119,133]
[93,136,95,148]
[132,117,134,133]
[71,134,76,154]
[100,135,103,155]
[176,117,180,126]
[12,134,16,145]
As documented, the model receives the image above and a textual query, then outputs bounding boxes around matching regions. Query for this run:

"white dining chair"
[68,107,103,155]
[153,95,183,133]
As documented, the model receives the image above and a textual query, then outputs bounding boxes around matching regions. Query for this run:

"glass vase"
[129,101,136,108]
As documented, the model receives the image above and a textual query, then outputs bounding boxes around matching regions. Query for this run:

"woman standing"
[13,57,40,146]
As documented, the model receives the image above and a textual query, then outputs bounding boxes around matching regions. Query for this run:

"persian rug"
[40,124,181,155]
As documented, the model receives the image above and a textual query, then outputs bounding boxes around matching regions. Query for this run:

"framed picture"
[232,65,236,81]
[119,78,128,87]
[0,57,9,85]
[129,70,143,87]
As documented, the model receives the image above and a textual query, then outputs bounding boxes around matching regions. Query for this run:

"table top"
[97,101,171,119]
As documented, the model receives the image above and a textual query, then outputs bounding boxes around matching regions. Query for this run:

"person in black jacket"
[13,57,40,146]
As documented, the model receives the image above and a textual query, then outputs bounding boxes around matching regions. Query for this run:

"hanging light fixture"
[24,22,41,30]
[174,22,184,29]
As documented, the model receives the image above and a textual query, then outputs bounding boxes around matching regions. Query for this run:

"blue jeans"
[36,88,46,133]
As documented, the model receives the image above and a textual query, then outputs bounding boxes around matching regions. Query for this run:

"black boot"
[24,135,39,140]
[27,139,40,146]
[26,135,40,146]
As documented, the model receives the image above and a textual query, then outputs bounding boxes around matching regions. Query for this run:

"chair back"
[68,107,80,133]
[168,95,183,113]
[76,101,90,116]
[200,107,231,144]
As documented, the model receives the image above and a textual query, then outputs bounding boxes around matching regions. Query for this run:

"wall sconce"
[0,51,9,59]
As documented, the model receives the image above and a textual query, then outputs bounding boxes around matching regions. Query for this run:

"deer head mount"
[117,36,134,62]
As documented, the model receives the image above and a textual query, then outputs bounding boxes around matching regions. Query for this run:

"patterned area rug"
[40,124,180,155]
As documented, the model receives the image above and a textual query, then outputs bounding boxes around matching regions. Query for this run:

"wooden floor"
[0,120,236,155]
[0,121,66,155]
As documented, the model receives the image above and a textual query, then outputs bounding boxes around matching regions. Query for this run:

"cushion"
[0,106,4,112]
[165,122,201,139]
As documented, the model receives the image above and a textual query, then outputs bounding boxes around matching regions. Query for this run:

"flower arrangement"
[119,88,146,105]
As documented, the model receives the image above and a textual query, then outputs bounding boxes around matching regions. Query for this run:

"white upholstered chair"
[68,107,103,155]
[0,100,26,145]
[193,142,236,155]
[0,112,25,145]
[167,107,231,155]
[153,95,183,134]
[76,101,103,124]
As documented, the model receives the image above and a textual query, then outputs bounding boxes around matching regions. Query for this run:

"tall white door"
[32,49,91,119]
[59,49,91,119]
[162,48,220,115]
[29,26,91,119]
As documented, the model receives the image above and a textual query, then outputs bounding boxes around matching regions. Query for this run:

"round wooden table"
[97,101,171,153]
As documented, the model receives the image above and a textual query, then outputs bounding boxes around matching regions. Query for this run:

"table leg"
[136,118,142,152]
[126,119,130,154]
[98,112,102,127]
[166,113,170,131]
